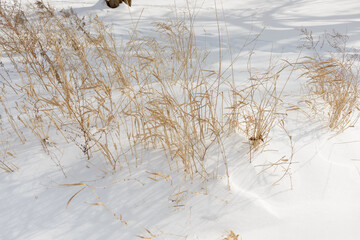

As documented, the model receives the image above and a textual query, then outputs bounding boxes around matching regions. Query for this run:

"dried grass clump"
[223,230,240,240]
[121,18,226,179]
[227,58,289,153]
[0,1,127,168]
[299,30,360,132]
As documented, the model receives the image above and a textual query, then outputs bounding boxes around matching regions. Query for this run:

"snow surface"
[1,0,360,239]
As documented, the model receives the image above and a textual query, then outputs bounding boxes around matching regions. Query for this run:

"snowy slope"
[1,0,360,240]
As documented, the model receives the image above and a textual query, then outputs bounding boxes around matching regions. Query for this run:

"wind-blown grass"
[0,1,297,185]
[299,29,360,132]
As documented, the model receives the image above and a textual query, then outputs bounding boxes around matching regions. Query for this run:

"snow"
[1,0,360,239]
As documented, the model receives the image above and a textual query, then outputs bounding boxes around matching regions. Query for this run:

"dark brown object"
[124,0,132,6]
[105,0,132,8]
[106,0,120,8]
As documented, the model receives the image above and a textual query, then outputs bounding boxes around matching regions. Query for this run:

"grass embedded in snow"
[0,0,360,239]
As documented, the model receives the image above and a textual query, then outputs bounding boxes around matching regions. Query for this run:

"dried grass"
[0,85,18,172]
[223,230,240,240]
[0,1,228,179]
[0,1,309,232]
[0,0,292,184]
[299,29,360,132]
[227,56,291,153]
[0,1,127,168]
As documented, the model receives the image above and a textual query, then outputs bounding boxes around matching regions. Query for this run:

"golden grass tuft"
[223,230,240,240]
[0,1,128,168]
[227,57,291,153]
[299,29,360,132]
